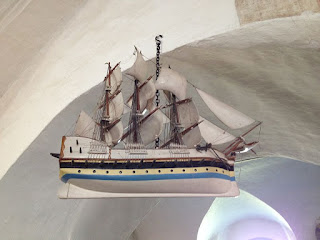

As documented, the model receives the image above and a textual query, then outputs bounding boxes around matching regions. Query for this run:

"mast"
[100,63,112,141]
[155,66,201,148]
[91,62,124,145]
[127,79,143,145]
[133,80,140,143]
[123,46,163,147]
[171,93,183,145]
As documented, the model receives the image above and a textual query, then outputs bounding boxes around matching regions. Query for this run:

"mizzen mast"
[169,93,183,145]
[155,67,202,148]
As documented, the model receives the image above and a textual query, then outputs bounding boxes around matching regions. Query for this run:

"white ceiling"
[0,1,319,239]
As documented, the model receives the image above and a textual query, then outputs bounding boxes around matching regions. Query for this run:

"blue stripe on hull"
[61,172,236,183]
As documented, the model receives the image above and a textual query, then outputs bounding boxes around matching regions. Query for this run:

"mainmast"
[129,79,142,144]
[170,93,183,145]
[123,46,164,147]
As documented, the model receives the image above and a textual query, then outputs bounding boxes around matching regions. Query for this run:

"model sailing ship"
[51,45,261,198]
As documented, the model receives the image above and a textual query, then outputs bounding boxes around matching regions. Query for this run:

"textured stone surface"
[236,0,320,25]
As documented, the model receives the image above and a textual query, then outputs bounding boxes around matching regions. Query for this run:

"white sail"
[74,111,96,138]
[139,109,164,145]
[104,92,124,122]
[140,78,156,106]
[104,121,123,146]
[124,108,164,146]
[161,100,200,148]
[182,126,202,148]
[105,64,122,95]
[126,47,149,83]
[197,88,255,129]
[155,68,187,100]
[127,78,156,111]
[158,109,170,124]
[126,94,148,113]
[123,104,131,114]
[199,117,236,145]
[148,103,170,124]
[177,100,199,128]
[110,64,122,90]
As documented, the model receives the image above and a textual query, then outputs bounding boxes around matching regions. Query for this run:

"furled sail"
[196,88,255,129]
[104,92,124,122]
[74,111,96,138]
[126,47,149,83]
[105,63,122,95]
[104,121,123,146]
[199,117,236,145]
[155,68,187,100]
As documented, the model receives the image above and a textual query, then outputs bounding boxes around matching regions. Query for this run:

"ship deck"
[60,158,233,171]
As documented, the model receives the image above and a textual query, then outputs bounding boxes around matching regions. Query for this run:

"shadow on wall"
[197,190,296,240]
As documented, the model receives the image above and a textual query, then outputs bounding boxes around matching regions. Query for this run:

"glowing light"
[197,190,296,240]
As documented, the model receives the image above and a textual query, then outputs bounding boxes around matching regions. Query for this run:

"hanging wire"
[154,35,163,148]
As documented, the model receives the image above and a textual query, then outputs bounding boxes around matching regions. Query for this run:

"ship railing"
[125,143,147,155]
[89,142,108,153]
[169,143,190,159]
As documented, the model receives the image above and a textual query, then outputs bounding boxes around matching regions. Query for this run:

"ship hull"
[58,137,239,198]
[59,166,239,198]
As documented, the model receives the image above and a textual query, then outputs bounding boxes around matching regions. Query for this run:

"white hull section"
[58,178,239,199]
[61,136,231,164]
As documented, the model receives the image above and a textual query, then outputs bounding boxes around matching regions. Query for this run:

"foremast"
[100,62,112,141]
